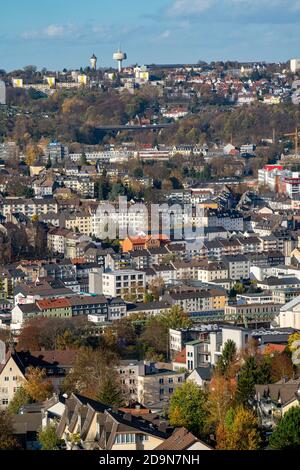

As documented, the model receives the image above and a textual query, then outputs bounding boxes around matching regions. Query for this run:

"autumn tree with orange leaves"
[206,374,237,431]
[216,406,261,450]
[24,367,54,402]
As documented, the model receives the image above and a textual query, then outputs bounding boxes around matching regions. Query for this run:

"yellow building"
[65,213,93,236]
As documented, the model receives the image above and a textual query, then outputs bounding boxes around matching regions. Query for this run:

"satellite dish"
[0,340,5,365]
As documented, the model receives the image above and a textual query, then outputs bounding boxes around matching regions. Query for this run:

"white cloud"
[167,0,214,17]
[21,24,76,40]
[161,29,171,38]
[44,25,65,38]
[166,0,300,18]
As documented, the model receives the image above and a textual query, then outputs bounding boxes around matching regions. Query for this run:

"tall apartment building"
[101,270,146,300]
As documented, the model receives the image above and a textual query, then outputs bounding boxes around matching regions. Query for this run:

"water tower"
[90,53,98,70]
[113,48,127,72]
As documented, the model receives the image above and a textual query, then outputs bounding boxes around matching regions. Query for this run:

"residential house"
[0,346,76,408]
[57,393,172,450]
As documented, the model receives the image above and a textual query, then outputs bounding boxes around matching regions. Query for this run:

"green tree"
[229,282,246,299]
[217,340,238,377]
[160,305,193,330]
[199,164,212,181]
[96,175,111,200]
[144,292,154,303]
[46,155,52,169]
[0,411,20,450]
[97,376,124,407]
[216,406,261,450]
[236,357,258,406]
[23,187,34,198]
[169,381,208,438]
[38,423,62,450]
[133,167,143,178]
[8,386,32,414]
[109,183,126,201]
[80,152,88,166]
[269,407,300,450]
[61,347,121,401]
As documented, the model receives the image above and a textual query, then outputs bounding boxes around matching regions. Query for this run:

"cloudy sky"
[1,0,300,70]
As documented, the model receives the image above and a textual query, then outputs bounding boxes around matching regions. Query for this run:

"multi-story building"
[223,255,251,281]
[197,261,228,283]
[62,177,95,198]
[101,270,146,300]
[279,296,300,329]
[45,141,69,163]
[137,367,185,406]
[57,393,171,451]
[64,212,93,236]
[47,227,91,257]
[0,348,76,409]
[164,288,227,314]
[117,360,146,401]
[225,303,280,322]
[0,198,58,218]
[203,210,244,231]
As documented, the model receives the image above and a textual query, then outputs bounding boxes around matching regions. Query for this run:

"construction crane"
[284,127,299,157]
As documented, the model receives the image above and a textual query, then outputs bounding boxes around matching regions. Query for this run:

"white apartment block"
[224,256,251,281]
[101,270,146,299]
[279,297,300,329]
[0,198,58,217]
[92,204,149,238]
[197,263,228,283]
[290,58,300,73]
[137,371,185,406]
[63,178,95,198]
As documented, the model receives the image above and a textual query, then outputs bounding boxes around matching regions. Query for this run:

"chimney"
[124,413,132,422]
[158,421,167,433]
[0,340,6,365]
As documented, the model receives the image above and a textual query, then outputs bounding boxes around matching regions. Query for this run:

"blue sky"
[1,0,300,70]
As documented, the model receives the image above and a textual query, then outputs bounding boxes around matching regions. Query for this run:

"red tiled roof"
[156,427,212,451]
[36,298,71,310]
[173,348,186,364]
[263,344,286,355]
[29,350,77,365]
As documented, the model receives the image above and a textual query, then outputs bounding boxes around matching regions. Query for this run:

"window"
[169,388,174,394]
[4,377,9,382]
[168,378,173,384]
[2,399,8,405]
[13,377,18,381]
[115,434,136,445]
[140,435,149,441]
[160,388,164,395]
[159,378,164,384]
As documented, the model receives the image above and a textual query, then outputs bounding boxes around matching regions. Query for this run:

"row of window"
[159,377,180,384]
[121,379,135,385]
[160,388,174,395]
[0,387,20,395]
[115,434,149,445]
[115,275,144,281]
